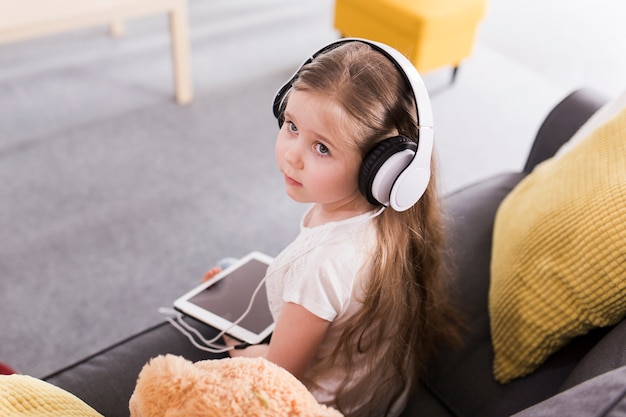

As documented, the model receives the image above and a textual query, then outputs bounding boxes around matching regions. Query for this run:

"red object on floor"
[0,362,16,375]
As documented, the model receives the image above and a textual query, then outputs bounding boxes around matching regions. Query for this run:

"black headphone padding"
[359,136,417,206]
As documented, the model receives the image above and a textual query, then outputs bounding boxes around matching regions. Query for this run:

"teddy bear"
[129,354,343,417]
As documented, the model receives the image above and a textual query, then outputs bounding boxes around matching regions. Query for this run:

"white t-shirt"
[265,207,408,416]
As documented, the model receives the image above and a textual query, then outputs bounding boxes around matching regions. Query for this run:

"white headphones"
[272,38,434,212]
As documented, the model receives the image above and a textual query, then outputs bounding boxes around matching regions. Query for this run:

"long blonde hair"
[288,42,461,416]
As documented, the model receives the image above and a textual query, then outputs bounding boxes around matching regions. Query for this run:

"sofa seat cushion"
[489,106,626,384]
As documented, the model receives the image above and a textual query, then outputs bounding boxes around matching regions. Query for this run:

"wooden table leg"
[109,19,125,37]
[169,0,193,105]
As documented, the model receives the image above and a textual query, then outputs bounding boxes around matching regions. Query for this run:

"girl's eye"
[314,143,330,156]
[287,121,298,134]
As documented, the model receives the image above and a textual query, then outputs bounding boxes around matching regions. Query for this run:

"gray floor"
[1,0,625,378]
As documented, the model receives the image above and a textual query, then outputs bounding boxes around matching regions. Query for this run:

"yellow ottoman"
[334,0,487,80]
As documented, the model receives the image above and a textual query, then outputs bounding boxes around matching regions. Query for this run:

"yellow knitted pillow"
[0,375,102,416]
[489,106,626,384]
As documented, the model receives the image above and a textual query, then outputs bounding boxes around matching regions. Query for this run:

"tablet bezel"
[173,251,275,345]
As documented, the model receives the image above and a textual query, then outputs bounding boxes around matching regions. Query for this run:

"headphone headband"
[273,38,434,211]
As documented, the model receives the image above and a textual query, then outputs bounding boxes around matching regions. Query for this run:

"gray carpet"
[0,71,307,378]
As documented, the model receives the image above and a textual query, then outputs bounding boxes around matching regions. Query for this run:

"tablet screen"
[173,252,275,344]
[185,258,272,333]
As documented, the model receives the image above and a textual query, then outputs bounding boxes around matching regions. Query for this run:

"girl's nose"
[284,143,304,169]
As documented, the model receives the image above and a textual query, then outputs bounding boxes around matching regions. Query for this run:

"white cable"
[166,315,233,354]
[160,308,232,353]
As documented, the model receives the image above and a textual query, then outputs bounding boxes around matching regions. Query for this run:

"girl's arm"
[228,302,330,380]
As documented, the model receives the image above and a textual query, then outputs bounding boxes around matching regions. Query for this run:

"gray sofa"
[45,88,626,417]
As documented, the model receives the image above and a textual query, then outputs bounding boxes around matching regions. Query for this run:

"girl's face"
[275,89,369,215]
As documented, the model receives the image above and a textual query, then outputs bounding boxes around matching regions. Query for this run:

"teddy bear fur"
[129,354,343,417]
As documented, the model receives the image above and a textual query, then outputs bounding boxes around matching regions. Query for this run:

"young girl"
[205,39,459,417]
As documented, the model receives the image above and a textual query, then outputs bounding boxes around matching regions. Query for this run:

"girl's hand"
[224,334,271,358]
[202,266,222,283]
[222,334,239,348]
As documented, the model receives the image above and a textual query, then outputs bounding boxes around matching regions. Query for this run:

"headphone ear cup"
[359,136,417,206]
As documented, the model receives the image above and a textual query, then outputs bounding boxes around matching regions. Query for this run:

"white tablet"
[173,251,275,345]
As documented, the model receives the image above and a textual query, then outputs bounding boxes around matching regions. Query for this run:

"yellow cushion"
[334,0,487,71]
[336,0,486,37]
[489,106,626,384]
[0,375,103,416]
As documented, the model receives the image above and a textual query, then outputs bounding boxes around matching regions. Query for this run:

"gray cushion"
[513,366,626,417]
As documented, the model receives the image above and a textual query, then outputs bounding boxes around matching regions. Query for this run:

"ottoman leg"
[452,65,460,83]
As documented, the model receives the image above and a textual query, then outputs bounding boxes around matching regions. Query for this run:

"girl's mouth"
[284,173,302,186]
